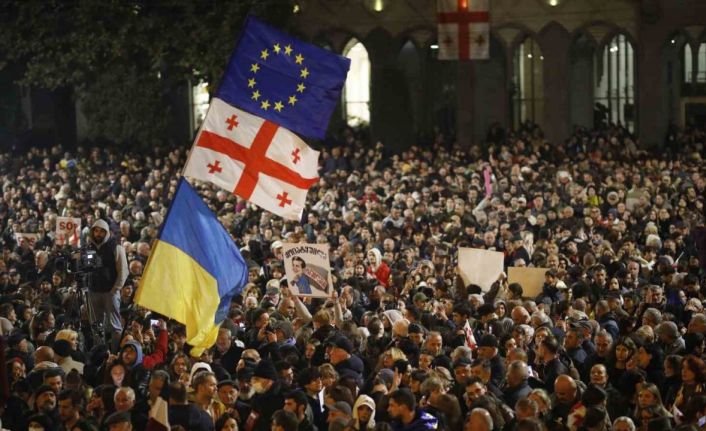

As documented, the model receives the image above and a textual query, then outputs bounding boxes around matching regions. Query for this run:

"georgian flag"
[437,0,490,60]
[464,320,477,350]
[184,98,320,220]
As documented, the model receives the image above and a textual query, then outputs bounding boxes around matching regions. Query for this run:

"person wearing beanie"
[328,335,365,386]
[32,384,61,427]
[476,334,506,388]
[249,359,285,431]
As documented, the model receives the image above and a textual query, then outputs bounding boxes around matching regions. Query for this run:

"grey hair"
[451,346,473,363]
[115,386,135,402]
[613,417,636,431]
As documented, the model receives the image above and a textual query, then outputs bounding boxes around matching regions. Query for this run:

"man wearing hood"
[352,394,376,430]
[119,319,168,394]
[87,219,128,350]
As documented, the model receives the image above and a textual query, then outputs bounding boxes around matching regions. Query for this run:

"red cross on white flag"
[184,98,320,220]
[437,0,490,60]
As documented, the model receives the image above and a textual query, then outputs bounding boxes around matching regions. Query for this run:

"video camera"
[54,246,103,275]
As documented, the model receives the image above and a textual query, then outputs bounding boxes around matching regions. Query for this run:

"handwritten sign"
[56,217,81,247]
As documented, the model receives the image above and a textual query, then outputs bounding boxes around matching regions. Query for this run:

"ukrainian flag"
[135,178,247,355]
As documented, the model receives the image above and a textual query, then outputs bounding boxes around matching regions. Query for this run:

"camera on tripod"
[54,247,103,275]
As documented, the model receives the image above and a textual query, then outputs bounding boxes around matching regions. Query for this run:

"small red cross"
[207,160,222,174]
[438,0,489,59]
[291,148,301,164]
[475,34,486,47]
[225,114,239,131]
[277,191,292,207]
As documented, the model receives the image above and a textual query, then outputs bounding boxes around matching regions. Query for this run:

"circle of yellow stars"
[248,42,309,113]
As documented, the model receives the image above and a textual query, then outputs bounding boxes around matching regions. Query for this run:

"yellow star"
[251,90,260,101]
[247,78,256,88]
[250,63,260,73]
[273,43,281,54]
[300,67,309,79]
[284,44,293,55]
[260,100,270,110]
[274,101,284,112]
[260,49,269,60]
[296,83,305,93]
[295,53,304,65]
[288,95,298,105]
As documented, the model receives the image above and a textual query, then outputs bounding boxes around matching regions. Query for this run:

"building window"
[684,43,693,83]
[192,81,210,132]
[595,34,635,130]
[512,38,544,128]
[343,39,370,126]
[698,43,706,83]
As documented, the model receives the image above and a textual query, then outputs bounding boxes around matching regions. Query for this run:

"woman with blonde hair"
[376,347,407,372]
[634,382,671,424]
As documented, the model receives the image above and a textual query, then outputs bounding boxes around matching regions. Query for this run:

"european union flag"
[217,15,350,140]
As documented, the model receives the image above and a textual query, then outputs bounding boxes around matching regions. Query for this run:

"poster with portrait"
[457,248,504,292]
[282,243,333,298]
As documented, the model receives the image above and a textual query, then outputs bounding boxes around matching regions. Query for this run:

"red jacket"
[368,262,391,287]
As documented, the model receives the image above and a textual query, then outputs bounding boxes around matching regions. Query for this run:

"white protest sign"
[508,267,549,298]
[282,243,333,298]
[457,248,504,292]
[56,217,81,247]
[15,233,39,249]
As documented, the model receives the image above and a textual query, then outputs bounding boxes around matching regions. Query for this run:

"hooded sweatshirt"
[90,219,129,292]
[367,248,391,287]
[352,395,376,430]
[122,329,168,370]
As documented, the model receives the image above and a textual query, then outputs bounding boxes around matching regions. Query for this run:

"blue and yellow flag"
[135,178,247,354]
[217,15,350,140]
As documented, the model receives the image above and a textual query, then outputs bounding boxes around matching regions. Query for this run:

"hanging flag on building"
[437,0,490,60]
[184,98,320,221]
[134,178,248,355]
[218,15,350,140]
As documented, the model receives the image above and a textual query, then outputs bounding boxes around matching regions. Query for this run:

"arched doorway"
[512,37,544,129]
[595,33,636,130]
[342,38,371,126]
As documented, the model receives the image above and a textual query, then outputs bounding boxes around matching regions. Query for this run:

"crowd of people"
[0,121,705,431]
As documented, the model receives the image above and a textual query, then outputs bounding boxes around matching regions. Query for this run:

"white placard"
[15,233,39,249]
[56,217,81,247]
[457,248,504,292]
[282,243,333,298]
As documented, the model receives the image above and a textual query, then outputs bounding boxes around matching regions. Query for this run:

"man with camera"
[87,219,128,350]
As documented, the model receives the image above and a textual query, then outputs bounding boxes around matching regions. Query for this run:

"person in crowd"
[0,122,705,431]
